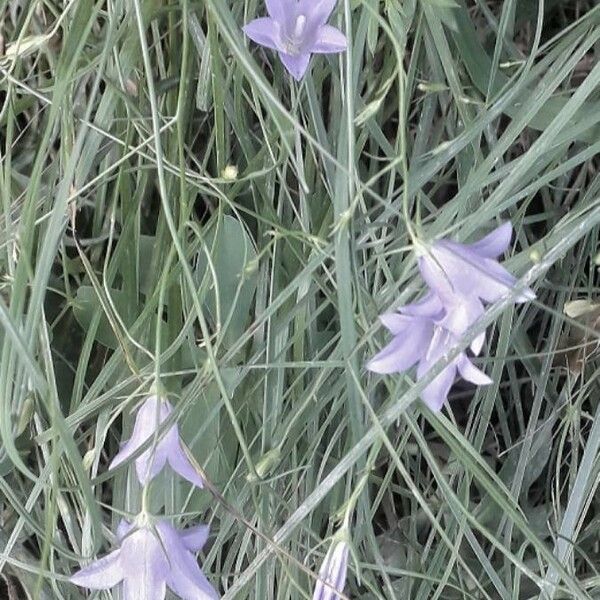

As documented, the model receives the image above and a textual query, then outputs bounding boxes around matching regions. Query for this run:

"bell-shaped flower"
[367,293,492,411]
[312,539,349,600]
[418,223,535,336]
[416,326,492,412]
[110,395,204,487]
[243,0,347,80]
[368,223,535,411]
[70,517,219,600]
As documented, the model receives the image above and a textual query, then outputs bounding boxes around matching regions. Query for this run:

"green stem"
[131,0,257,480]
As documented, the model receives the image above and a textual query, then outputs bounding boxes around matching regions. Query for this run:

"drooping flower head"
[110,395,204,487]
[367,223,535,411]
[70,516,219,600]
[367,294,491,411]
[243,0,347,80]
[312,539,349,600]
[418,222,535,335]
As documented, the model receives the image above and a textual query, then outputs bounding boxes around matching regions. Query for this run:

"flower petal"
[378,313,412,334]
[328,542,349,594]
[166,437,205,488]
[180,525,210,552]
[313,541,349,600]
[457,356,493,386]
[243,18,280,51]
[123,577,166,600]
[440,296,484,337]
[300,0,337,25]
[471,331,486,356]
[109,396,170,472]
[265,0,286,21]
[417,255,456,306]
[432,242,534,303]
[466,222,512,258]
[423,326,452,362]
[278,51,311,80]
[311,25,347,53]
[419,361,457,412]
[70,549,123,589]
[117,519,134,542]
[135,438,169,485]
[109,436,138,473]
[120,529,169,600]
[166,564,219,600]
[157,522,220,600]
[367,319,432,374]
[400,292,444,318]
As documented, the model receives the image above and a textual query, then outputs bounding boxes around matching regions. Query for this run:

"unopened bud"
[125,78,138,96]
[246,447,281,482]
[221,165,238,181]
[82,449,95,471]
[16,396,34,436]
[244,257,259,276]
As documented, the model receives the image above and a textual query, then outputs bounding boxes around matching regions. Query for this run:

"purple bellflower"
[367,293,492,411]
[70,517,219,600]
[110,395,204,487]
[312,539,350,600]
[418,222,535,336]
[367,223,535,411]
[243,0,347,81]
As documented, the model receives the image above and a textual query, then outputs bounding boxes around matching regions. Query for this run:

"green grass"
[1,0,600,598]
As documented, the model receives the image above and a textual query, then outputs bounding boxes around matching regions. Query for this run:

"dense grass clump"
[1,0,600,598]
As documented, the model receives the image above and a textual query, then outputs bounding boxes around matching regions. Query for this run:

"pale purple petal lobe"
[417,255,456,306]
[70,550,123,589]
[419,362,457,412]
[470,331,486,356]
[117,519,134,542]
[167,565,219,600]
[440,296,484,336]
[134,440,169,485]
[300,0,338,25]
[401,292,444,318]
[378,313,411,334]
[266,0,285,21]
[466,222,512,258]
[123,577,166,600]
[312,541,349,600]
[166,440,205,488]
[330,542,349,592]
[457,356,493,386]
[180,525,210,552]
[120,529,169,600]
[109,395,170,472]
[311,25,347,53]
[278,51,311,80]
[433,242,534,303]
[243,18,280,50]
[109,438,136,472]
[367,319,432,374]
[158,522,219,600]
